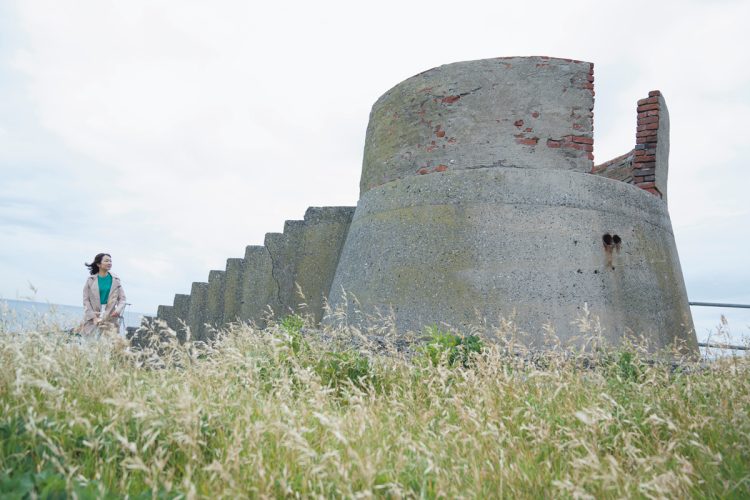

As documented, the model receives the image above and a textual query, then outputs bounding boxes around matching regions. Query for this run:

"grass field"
[0,314,748,498]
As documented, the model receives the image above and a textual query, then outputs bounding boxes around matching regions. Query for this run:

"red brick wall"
[633,90,662,197]
[592,90,664,198]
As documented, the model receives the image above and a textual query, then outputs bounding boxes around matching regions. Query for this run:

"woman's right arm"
[82,281,97,322]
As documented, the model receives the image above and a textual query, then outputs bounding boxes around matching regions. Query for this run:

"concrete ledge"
[353,167,672,232]
[304,206,356,224]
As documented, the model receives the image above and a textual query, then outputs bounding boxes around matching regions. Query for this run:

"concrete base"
[327,167,696,351]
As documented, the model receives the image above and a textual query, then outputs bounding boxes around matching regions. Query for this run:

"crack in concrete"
[467,159,518,169]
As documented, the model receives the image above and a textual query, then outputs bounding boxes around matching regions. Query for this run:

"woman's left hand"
[111,311,120,318]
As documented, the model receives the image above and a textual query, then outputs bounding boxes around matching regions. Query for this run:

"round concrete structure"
[329,167,695,348]
[328,57,696,350]
[360,56,595,194]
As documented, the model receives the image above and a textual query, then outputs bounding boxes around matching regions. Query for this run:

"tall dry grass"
[0,314,748,498]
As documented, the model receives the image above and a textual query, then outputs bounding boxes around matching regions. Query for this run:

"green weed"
[421,325,484,367]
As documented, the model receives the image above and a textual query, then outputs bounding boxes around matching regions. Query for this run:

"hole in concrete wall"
[602,233,613,246]
[613,235,622,245]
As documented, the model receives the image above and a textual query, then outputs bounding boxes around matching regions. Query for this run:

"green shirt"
[98,273,113,305]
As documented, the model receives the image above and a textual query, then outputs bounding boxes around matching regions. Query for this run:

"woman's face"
[99,255,112,273]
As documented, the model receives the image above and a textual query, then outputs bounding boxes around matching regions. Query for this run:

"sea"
[0,298,151,333]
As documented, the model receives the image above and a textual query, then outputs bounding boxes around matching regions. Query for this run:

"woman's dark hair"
[85,253,111,275]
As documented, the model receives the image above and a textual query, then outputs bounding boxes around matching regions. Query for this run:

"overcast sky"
[1,0,748,340]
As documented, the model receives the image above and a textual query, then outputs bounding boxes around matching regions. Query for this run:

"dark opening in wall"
[603,233,622,247]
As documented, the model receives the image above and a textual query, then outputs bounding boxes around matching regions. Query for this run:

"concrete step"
[222,257,245,324]
[238,244,276,326]
[172,293,190,341]
[293,207,355,322]
[265,220,306,318]
[206,269,226,330]
[151,206,355,341]
[187,282,209,341]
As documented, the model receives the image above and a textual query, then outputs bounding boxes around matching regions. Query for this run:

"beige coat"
[80,272,127,335]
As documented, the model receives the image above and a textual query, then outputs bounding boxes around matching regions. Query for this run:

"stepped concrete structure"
[144,56,696,352]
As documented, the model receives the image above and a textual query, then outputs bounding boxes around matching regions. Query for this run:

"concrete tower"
[326,56,695,349]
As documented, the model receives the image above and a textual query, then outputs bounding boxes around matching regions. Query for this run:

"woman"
[80,253,127,336]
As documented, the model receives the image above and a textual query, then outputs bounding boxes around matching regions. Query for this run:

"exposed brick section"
[637,103,659,112]
[587,64,595,161]
[634,90,663,197]
[516,137,539,146]
[585,63,595,97]
[546,135,593,152]
[591,90,663,198]
[416,164,450,176]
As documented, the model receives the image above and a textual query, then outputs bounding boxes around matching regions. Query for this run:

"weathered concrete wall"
[655,95,670,200]
[329,167,696,350]
[258,208,355,321]
[292,207,355,322]
[360,56,595,194]
[238,245,278,326]
[153,206,355,334]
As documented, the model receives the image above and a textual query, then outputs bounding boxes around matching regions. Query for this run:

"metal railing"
[690,301,749,352]
[689,301,750,309]
[697,342,748,351]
